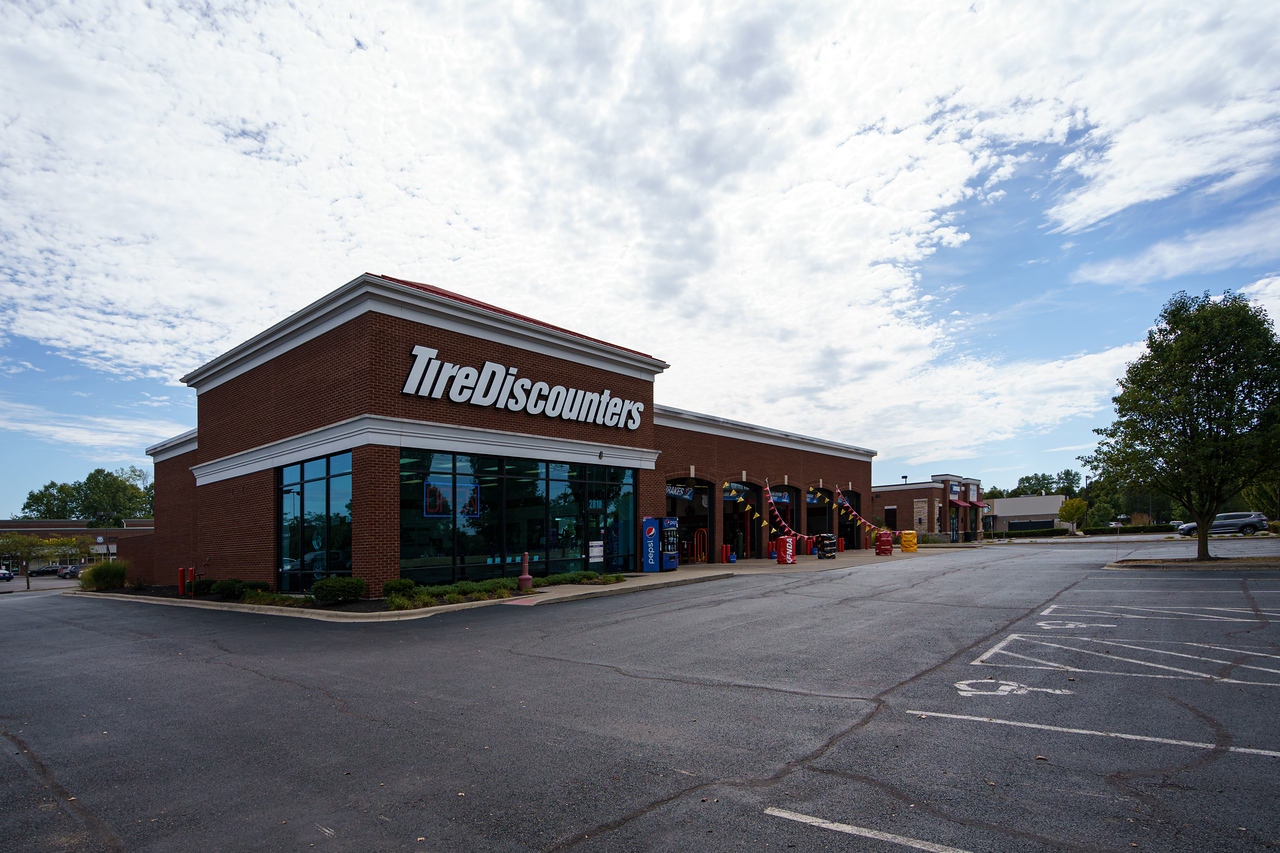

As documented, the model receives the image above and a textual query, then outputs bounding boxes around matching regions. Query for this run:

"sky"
[3,0,1280,515]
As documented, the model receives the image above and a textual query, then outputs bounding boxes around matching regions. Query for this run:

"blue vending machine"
[642,518,680,572]
[661,518,679,570]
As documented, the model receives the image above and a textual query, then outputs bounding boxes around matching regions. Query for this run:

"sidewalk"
[62,546,940,623]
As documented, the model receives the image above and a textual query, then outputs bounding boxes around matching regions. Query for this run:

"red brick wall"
[151,450,199,585]
[116,534,153,581]
[197,312,656,463]
[195,469,276,585]
[353,444,399,595]
[653,424,872,562]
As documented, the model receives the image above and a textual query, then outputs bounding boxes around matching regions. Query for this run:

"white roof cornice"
[653,405,875,461]
[181,274,671,393]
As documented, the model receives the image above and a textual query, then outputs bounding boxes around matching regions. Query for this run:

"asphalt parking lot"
[2,537,1277,852]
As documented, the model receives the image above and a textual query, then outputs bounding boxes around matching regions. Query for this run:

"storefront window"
[399,451,636,583]
[279,451,354,592]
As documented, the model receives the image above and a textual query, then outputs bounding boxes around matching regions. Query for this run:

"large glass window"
[398,452,637,583]
[279,451,353,592]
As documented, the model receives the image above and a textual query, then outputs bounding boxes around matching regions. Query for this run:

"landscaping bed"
[76,569,627,613]
[1111,555,1280,570]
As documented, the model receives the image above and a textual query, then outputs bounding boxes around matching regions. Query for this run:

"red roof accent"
[371,274,657,361]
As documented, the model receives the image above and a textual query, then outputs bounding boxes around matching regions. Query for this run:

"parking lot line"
[905,711,1280,758]
[972,634,1280,684]
[765,808,974,853]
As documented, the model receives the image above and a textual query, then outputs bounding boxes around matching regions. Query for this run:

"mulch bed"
[83,585,392,612]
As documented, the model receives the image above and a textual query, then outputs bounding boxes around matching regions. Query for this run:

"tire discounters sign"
[402,345,644,430]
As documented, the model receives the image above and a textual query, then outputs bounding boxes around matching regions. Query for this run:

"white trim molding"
[653,405,876,462]
[146,428,198,463]
[182,274,670,393]
[189,415,661,486]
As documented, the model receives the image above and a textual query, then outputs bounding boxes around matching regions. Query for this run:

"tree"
[1082,292,1280,560]
[1241,476,1279,519]
[1059,498,1088,531]
[15,467,152,524]
[1011,473,1057,497]
[20,481,80,519]
[1055,469,1081,498]
[0,533,52,590]
[1086,496,1119,529]
[983,486,1009,500]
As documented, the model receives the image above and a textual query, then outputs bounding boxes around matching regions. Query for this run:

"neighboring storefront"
[128,274,875,591]
[869,474,984,542]
[985,494,1067,533]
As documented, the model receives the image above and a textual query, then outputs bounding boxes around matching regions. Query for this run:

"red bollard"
[518,551,532,592]
[178,567,184,595]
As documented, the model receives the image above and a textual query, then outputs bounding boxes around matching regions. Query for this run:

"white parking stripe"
[765,808,975,853]
[906,711,1280,758]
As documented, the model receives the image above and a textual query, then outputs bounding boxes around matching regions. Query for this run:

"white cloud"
[0,394,188,454]
[1241,276,1280,321]
[0,0,1275,464]
[1073,205,1280,286]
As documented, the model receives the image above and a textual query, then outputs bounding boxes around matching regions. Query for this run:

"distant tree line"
[16,466,153,526]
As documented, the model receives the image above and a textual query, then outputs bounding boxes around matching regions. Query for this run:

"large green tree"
[1082,292,1280,560]
[17,466,152,525]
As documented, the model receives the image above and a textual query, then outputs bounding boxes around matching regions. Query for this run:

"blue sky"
[3,0,1280,516]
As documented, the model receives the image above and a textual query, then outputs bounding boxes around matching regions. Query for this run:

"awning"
[971,500,989,508]
[949,499,972,508]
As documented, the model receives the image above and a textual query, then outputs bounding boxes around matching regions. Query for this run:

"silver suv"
[1177,512,1269,536]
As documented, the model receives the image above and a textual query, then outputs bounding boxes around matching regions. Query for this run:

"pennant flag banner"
[834,484,890,535]
[725,482,785,537]
[764,481,800,539]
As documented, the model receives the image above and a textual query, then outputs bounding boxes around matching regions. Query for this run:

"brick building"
[128,274,875,591]
[869,474,985,542]
[0,519,153,571]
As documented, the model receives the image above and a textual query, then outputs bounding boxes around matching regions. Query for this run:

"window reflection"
[396,452,636,583]
[280,452,355,592]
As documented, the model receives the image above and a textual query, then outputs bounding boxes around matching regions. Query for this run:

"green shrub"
[999,528,1071,539]
[128,578,149,592]
[240,581,271,594]
[383,578,416,598]
[312,576,367,604]
[211,579,245,598]
[443,592,466,604]
[385,593,417,611]
[1080,524,1178,535]
[193,578,216,596]
[242,590,314,607]
[78,560,129,591]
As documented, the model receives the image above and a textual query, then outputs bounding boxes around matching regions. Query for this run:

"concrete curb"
[1099,560,1280,572]
[60,572,737,623]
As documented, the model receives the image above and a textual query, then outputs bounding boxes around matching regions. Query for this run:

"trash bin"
[776,536,796,565]
[874,531,894,555]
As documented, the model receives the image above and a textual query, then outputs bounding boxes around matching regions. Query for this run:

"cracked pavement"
[3,538,1279,852]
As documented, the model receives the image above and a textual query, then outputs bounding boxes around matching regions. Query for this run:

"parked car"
[1177,512,1270,536]
[29,564,61,576]
[57,566,81,579]
[0,568,12,582]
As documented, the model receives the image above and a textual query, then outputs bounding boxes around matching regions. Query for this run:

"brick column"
[353,444,399,596]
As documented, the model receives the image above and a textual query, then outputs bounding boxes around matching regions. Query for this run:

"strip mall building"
[133,274,875,592]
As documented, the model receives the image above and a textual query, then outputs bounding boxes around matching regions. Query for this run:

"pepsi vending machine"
[642,518,680,572]
[661,518,679,570]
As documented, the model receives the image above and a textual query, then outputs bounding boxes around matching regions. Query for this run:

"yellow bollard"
[900,530,918,553]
